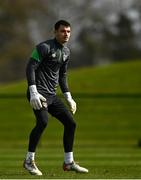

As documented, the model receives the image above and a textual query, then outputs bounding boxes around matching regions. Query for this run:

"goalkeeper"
[23,20,88,175]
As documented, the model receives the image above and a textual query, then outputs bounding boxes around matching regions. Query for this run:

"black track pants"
[27,95,76,152]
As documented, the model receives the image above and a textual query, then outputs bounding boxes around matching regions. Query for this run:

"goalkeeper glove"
[64,92,76,114]
[29,85,46,110]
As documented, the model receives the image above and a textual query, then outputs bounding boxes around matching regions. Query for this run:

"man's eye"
[61,30,66,33]
[61,30,70,33]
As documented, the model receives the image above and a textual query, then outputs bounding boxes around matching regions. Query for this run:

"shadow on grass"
[0,93,141,99]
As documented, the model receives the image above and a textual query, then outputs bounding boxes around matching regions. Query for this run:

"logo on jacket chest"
[50,49,68,62]
[50,49,57,58]
[62,52,68,62]
[52,52,56,58]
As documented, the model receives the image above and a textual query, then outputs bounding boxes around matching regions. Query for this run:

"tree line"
[0,0,141,82]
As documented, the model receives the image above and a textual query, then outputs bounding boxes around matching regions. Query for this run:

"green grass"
[0,60,141,178]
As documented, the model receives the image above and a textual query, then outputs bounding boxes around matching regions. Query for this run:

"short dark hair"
[54,20,71,30]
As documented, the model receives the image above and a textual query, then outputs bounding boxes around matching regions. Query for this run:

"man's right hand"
[29,85,46,110]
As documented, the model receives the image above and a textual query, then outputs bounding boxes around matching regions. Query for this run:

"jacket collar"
[54,38,64,49]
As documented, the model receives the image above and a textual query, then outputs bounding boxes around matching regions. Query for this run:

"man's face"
[55,25,71,44]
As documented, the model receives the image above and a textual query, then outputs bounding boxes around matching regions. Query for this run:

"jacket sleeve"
[26,43,48,86]
[26,57,40,86]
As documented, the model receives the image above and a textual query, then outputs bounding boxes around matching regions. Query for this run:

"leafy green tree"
[0,0,46,82]
[109,13,140,61]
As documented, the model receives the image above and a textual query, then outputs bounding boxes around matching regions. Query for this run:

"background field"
[0,60,141,179]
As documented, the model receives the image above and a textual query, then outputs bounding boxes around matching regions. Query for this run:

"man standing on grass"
[23,20,88,175]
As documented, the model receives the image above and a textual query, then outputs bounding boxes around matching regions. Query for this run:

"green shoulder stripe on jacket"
[31,48,40,62]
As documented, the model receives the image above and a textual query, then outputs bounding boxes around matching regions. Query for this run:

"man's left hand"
[64,92,77,114]
[67,98,77,114]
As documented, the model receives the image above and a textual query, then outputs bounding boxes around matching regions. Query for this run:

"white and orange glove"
[29,85,46,110]
[64,92,77,114]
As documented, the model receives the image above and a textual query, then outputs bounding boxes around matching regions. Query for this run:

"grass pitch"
[0,60,141,179]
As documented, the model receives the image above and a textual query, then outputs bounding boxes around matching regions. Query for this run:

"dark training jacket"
[26,38,70,95]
